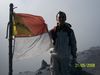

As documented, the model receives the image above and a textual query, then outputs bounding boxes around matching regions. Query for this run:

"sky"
[0,0,100,75]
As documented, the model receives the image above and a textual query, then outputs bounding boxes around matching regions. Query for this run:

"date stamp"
[75,63,95,68]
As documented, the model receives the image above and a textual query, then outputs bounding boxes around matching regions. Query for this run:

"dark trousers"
[50,54,70,75]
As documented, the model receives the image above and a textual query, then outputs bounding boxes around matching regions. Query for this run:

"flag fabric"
[13,13,53,60]
[13,13,47,37]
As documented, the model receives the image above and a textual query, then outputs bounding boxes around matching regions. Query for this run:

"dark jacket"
[50,23,77,58]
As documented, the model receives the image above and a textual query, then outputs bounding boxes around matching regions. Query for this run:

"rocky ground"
[17,46,100,75]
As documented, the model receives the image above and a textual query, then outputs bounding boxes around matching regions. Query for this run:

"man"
[50,11,77,75]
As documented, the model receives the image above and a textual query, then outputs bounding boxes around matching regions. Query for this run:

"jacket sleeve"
[49,27,57,45]
[70,30,77,58]
[49,29,55,40]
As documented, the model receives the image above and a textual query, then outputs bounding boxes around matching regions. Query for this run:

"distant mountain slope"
[17,46,100,75]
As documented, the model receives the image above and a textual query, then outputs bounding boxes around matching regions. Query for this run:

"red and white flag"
[13,13,53,60]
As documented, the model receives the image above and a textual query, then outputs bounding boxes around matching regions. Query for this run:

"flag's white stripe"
[13,33,53,60]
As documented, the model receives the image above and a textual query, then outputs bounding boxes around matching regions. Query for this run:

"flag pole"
[9,3,13,75]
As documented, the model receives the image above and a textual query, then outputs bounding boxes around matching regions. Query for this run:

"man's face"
[56,14,65,25]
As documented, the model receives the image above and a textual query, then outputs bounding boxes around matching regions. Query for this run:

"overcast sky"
[0,0,100,75]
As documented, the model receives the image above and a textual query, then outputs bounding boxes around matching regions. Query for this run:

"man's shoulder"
[50,26,56,32]
[65,22,72,28]
[65,22,73,32]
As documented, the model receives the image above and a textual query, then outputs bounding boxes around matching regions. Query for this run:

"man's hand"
[71,58,77,67]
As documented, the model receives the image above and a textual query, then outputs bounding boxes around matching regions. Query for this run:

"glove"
[71,57,77,68]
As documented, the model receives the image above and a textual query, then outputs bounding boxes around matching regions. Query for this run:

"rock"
[39,60,49,70]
